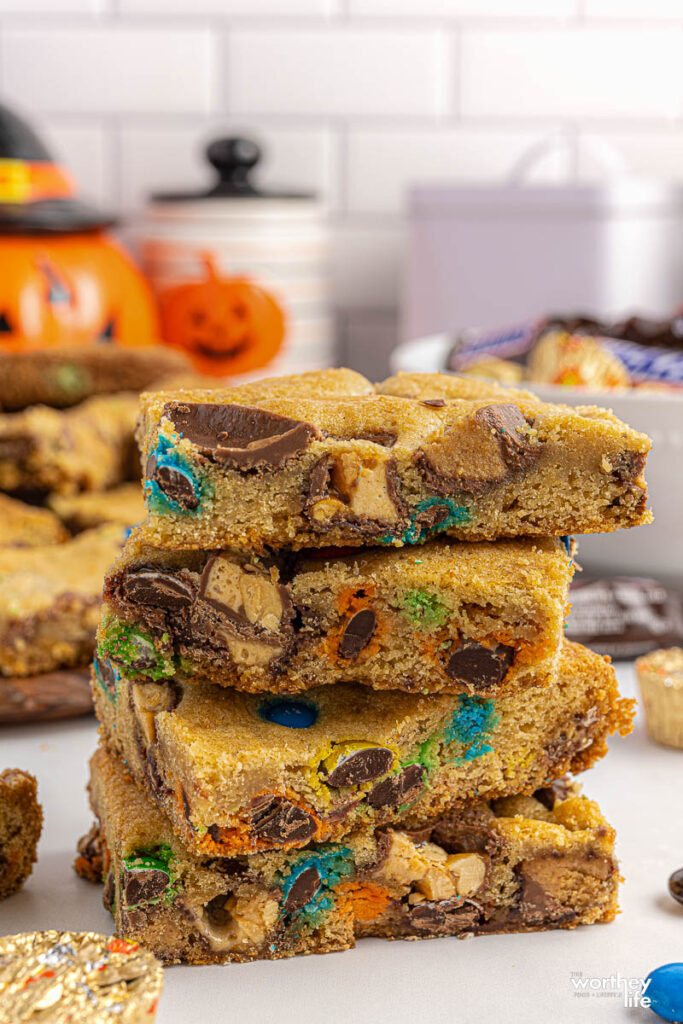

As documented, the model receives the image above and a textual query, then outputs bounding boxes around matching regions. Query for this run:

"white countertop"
[1,661,681,1024]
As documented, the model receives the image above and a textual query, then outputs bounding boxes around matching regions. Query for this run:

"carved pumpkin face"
[0,234,159,349]
[159,253,285,376]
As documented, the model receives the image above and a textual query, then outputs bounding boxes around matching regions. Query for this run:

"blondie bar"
[0,393,139,496]
[92,640,633,857]
[0,494,68,547]
[0,344,189,412]
[0,525,125,677]
[136,369,651,551]
[50,483,145,532]
[0,769,42,900]
[99,533,573,696]
[79,745,619,964]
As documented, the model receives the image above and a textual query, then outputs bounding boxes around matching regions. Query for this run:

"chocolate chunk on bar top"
[101,532,572,697]
[92,639,635,858]
[137,368,651,550]
[82,743,621,966]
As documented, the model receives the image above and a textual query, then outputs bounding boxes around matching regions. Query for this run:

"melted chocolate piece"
[446,641,514,689]
[153,464,198,510]
[121,569,195,610]
[366,764,425,809]
[249,795,317,844]
[284,866,322,913]
[338,609,376,659]
[533,775,573,811]
[122,865,169,906]
[472,404,537,471]
[407,898,480,935]
[325,747,394,788]
[413,503,451,531]
[163,402,318,471]
[304,454,405,536]
[421,399,445,408]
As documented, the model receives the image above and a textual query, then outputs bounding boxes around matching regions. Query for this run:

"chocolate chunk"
[472,404,537,471]
[414,503,451,531]
[446,641,514,690]
[122,865,169,906]
[121,569,195,610]
[338,609,376,659]
[326,746,394,787]
[94,656,116,700]
[163,402,318,471]
[354,431,398,448]
[668,867,683,906]
[611,451,646,483]
[533,775,573,811]
[103,871,115,911]
[153,464,198,510]
[366,764,425,809]
[144,744,171,800]
[421,399,445,408]
[250,795,317,844]
[407,898,480,935]
[284,866,322,913]
[304,454,406,536]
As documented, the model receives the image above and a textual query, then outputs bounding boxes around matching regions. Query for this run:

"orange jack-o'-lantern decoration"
[159,253,285,376]
[0,102,159,350]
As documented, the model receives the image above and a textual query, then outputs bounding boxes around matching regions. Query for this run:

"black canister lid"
[151,136,315,202]
[0,102,116,235]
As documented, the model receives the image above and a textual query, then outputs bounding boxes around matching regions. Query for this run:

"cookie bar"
[80,745,619,964]
[0,392,139,496]
[50,483,145,533]
[136,368,651,551]
[0,525,125,677]
[99,533,573,697]
[0,344,189,412]
[0,769,42,900]
[0,493,68,547]
[92,640,633,857]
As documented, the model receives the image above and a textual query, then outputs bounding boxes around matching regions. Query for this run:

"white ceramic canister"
[139,137,332,381]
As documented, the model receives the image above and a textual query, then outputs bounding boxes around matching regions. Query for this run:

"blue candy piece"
[260,700,318,729]
[645,964,683,1022]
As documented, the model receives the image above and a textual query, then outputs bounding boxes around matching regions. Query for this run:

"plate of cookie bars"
[60,365,652,970]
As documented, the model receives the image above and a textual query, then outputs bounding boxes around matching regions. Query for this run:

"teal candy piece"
[645,964,683,1022]
[260,699,318,729]
[443,694,499,762]
[280,847,353,927]
[388,497,471,545]
[144,435,202,515]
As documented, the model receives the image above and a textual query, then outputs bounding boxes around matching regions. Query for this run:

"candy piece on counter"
[0,668,92,725]
[0,769,42,900]
[565,578,683,659]
[643,964,683,1023]
[79,744,620,965]
[0,493,69,548]
[636,647,683,750]
[527,330,630,389]
[49,483,145,533]
[668,867,683,906]
[0,930,163,1022]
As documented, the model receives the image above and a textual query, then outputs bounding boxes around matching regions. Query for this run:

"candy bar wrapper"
[566,578,683,660]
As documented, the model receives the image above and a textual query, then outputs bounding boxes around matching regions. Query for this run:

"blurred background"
[2,0,682,379]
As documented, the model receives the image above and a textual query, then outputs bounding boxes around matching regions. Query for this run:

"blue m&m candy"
[645,963,683,1022]
[260,700,318,729]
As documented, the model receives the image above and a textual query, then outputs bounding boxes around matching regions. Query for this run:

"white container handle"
[507,131,631,184]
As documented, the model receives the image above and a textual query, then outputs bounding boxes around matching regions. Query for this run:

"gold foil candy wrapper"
[527,329,631,389]
[636,647,683,750]
[0,930,163,1023]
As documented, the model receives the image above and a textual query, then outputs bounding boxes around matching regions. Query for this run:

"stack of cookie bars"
[79,368,650,963]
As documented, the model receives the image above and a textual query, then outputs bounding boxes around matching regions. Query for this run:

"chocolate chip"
[163,402,318,471]
[366,763,425,808]
[407,898,480,935]
[326,747,394,787]
[153,464,198,510]
[94,656,116,700]
[421,399,446,408]
[668,868,683,906]
[122,866,169,906]
[121,570,195,610]
[250,795,317,844]
[284,866,322,913]
[354,431,398,448]
[472,404,536,471]
[338,609,376,659]
[446,641,514,690]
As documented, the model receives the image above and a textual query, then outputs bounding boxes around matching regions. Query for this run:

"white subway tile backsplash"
[347,128,570,214]
[1,28,213,115]
[578,131,683,181]
[0,0,102,10]
[584,0,683,18]
[119,123,337,212]
[121,0,338,12]
[461,28,683,119]
[331,222,403,307]
[228,29,450,117]
[349,0,576,17]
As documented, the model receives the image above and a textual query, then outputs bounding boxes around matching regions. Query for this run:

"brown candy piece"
[473,404,536,471]
[283,866,322,913]
[304,453,404,536]
[446,641,514,690]
[163,402,318,471]
[338,609,376,659]
[249,795,317,844]
[121,569,195,610]
[325,747,394,787]
[122,865,170,906]
[200,554,291,635]
[150,461,199,510]
[366,764,425,809]
[668,867,683,906]
[407,898,480,935]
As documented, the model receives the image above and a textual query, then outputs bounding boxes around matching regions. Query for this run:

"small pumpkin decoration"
[0,101,159,350]
[159,252,285,376]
